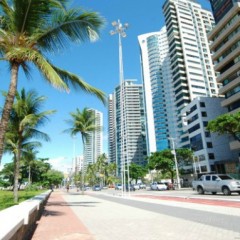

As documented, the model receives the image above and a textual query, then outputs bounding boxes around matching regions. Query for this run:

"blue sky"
[0,0,211,172]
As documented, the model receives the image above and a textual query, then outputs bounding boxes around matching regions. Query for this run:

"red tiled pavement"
[134,194,240,208]
[32,190,95,240]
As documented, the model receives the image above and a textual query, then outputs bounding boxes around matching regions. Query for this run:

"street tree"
[4,89,54,202]
[42,169,64,188]
[207,112,240,141]
[96,153,108,186]
[86,163,97,186]
[64,108,101,194]
[0,162,14,187]
[129,163,148,183]
[21,148,39,185]
[105,162,117,185]
[0,0,106,163]
[147,149,193,183]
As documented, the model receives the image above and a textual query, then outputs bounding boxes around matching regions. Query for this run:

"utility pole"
[169,137,181,189]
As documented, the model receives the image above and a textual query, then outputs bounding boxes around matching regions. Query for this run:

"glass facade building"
[138,27,177,152]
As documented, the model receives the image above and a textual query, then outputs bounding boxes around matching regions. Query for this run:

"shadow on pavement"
[47,200,101,208]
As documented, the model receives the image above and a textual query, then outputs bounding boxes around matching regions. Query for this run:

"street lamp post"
[169,137,181,189]
[110,20,129,195]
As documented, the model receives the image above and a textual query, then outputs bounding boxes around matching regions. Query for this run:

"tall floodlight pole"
[169,137,181,189]
[110,20,129,196]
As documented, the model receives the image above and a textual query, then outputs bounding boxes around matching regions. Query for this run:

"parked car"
[92,185,101,191]
[150,182,167,191]
[125,184,135,191]
[133,184,140,190]
[139,183,146,189]
[162,182,175,190]
[192,174,240,195]
[115,183,122,190]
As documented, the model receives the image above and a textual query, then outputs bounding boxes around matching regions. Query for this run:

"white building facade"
[108,80,148,176]
[138,27,177,153]
[84,109,103,166]
[181,97,237,177]
[162,0,219,148]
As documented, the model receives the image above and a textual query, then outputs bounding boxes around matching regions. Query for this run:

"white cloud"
[48,156,72,174]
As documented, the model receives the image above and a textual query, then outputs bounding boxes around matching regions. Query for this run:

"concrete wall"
[0,190,51,240]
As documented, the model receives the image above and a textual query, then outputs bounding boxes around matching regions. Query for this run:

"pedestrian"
[66,184,70,192]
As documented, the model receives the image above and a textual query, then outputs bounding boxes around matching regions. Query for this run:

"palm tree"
[86,163,97,186]
[65,107,100,194]
[22,147,39,185]
[105,162,117,186]
[96,153,107,186]
[0,0,106,163]
[4,88,54,202]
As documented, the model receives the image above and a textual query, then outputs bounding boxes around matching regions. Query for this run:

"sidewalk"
[31,189,240,240]
[31,190,95,240]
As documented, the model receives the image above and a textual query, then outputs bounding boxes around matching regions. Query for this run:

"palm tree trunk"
[13,136,22,203]
[28,165,31,185]
[0,63,19,163]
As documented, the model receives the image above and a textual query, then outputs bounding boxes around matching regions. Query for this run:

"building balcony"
[219,76,240,95]
[217,61,240,83]
[213,47,240,73]
[221,92,240,108]
[211,33,240,62]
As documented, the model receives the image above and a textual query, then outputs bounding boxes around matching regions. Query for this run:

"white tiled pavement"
[62,191,240,240]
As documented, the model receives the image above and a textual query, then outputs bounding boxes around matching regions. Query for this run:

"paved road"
[61,189,240,240]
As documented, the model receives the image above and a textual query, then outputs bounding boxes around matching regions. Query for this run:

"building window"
[188,123,200,134]
[203,121,208,127]
[205,131,211,137]
[201,112,207,117]
[200,102,205,107]
[201,166,207,172]
[207,142,213,148]
[190,133,203,151]
[208,153,215,159]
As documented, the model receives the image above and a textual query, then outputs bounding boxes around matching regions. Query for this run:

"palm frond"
[24,129,51,142]
[51,65,106,104]
[0,0,14,26]
[5,47,70,91]
[37,9,105,52]
[13,0,51,34]
[21,62,32,80]
[49,0,69,11]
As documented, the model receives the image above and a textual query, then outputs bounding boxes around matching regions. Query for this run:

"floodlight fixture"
[112,21,117,26]
[110,30,115,35]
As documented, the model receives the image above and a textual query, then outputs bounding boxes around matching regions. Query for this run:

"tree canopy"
[147,149,193,182]
[207,112,240,141]
[129,163,148,182]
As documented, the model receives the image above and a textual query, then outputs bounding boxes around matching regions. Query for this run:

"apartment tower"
[84,109,103,166]
[138,27,177,153]
[108,80,147,176]
[162,0,219,148]
[208,0,240,152]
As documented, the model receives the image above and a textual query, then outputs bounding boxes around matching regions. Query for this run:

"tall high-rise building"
[108,94,116,165]
[84,109,103,166]
[162,0,219,148]
[208,0,240,152]
[108,80,147,176]
[138,27,177,153]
